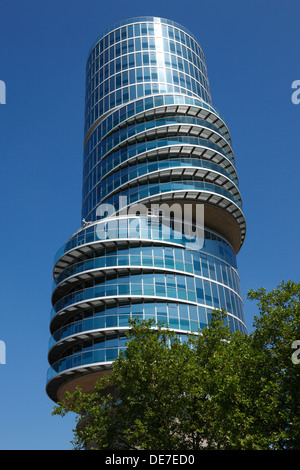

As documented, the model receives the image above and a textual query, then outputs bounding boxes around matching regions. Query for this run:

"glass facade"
[46,17,247,403]
[84,18,212,135]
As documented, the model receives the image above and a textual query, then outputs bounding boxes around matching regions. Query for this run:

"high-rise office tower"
[46,17,246,403]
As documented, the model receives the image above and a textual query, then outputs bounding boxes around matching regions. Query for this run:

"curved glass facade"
[46,17,247,403]
[84,18,212,135]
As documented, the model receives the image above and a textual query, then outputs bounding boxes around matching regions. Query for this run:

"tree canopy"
[52,280,300,450]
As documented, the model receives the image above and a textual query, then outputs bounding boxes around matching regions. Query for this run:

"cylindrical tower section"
[46,17,246,403]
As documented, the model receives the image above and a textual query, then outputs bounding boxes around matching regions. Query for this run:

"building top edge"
[87,16,200,61]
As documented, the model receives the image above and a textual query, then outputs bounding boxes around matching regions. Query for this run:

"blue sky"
[0,0,299,449]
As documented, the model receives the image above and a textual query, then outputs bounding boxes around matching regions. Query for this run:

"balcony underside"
[47,364,113,403]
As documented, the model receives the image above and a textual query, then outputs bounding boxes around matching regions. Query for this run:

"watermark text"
[0,340,6,365]
[291,80,300,104]
[0,80,6,104]
[291,340,300,364]
[94,197,205,251]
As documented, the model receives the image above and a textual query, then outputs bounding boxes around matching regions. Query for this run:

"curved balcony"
[52,241,240,297]
[50,271,245,331]
[83,160,239,210]
[53,216,237,273]
[84,184,246,252]
[83,94,231,151]
[83,135,236,186]
[83,117,234,179]
[100,115,232,149]
[48,299,225,352]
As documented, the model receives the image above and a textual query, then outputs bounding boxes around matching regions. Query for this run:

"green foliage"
[52,281,300,450]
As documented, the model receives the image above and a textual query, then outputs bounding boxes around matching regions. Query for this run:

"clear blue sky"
[0,0,299,450]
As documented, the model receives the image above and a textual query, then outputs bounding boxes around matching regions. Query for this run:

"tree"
[246,280,300,449]
[52,281,300,450]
